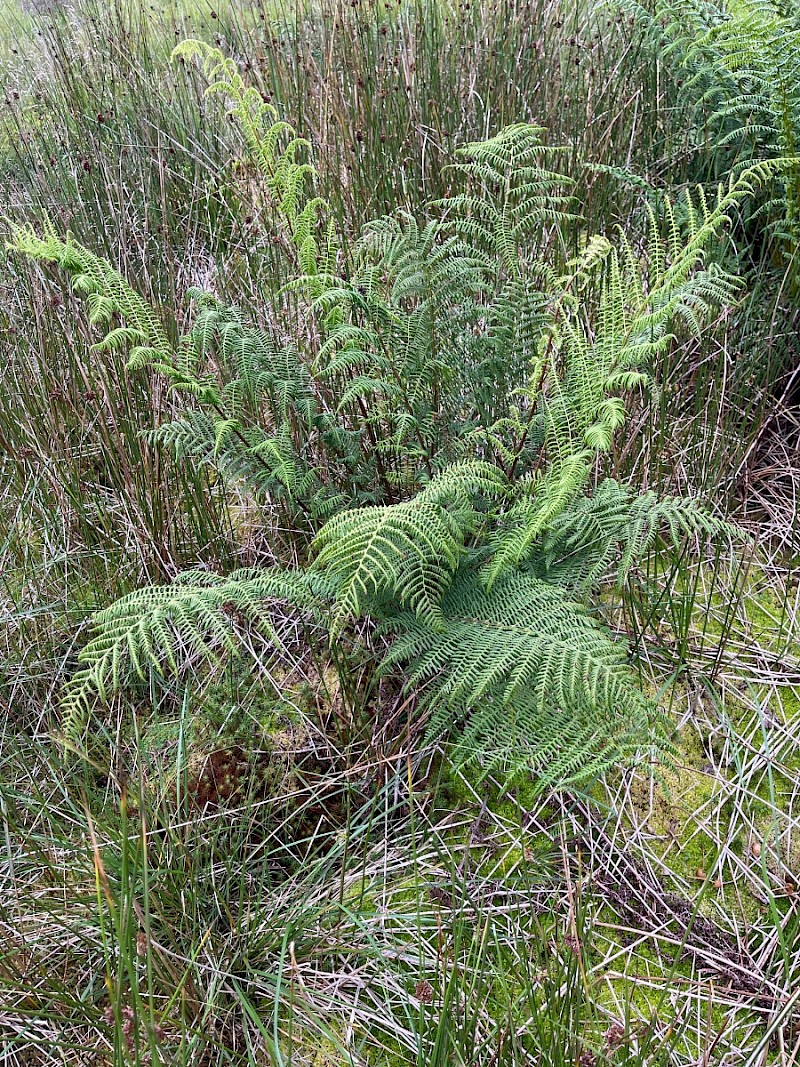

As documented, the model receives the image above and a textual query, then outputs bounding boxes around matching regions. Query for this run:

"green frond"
[382,570,661,787]
[483,455,592,587]
[6,224,172,370]
[312,502,468,634]
[420,460,508,504]
[439,123,577,272]
[541,478,744,590]
[61,569,334,741]
[622,0,800,241]
[172,40,335,272]
[311,463,506,634]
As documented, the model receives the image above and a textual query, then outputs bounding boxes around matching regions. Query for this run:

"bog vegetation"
[1,1,799,1065]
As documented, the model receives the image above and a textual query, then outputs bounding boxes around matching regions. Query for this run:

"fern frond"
[383,570,660,787]
[311,500,463,632]
[312,463,506,633]
[6,224,172,370]
[621,0,800,241]
[541,478,743,590]
[62,568,333,741]
[483,456,592,587]
[439,123,577,272]
[172,40,335,275]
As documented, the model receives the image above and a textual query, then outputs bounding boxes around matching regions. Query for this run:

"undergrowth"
[1,2,799,1065]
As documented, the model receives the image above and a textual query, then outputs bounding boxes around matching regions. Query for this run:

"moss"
[592,917,762,1061]
[628,731,723,877]
[309,1040,346,1066]
[432,759,560,887]
[277,1027,358,1066]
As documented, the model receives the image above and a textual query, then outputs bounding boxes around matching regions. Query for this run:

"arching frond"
[382,570,662,787]
[62,569,334,742]
[311,464,506,633]
[541,478,744,589]
[6,223,172,370]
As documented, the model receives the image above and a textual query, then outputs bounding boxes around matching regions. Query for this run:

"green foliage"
[622,0,800,242]
[541,479,742,592]
[172,39,335,279]
[312,462,507,635]
[7,221,173,369]
[61,568,333,741]
[438,122,578,274]
[382,568,659,789]
[10,49,751,786]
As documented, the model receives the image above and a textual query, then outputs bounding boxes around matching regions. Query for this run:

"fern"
[540,478,742,590]
[62,568,333,741]
[7,222,173,370]
[312,462,507,634]
[439,123,578,274]
[481,173,757,587]
[622,0,800,243]
[13,50,753,788]
[172,40,335,280]
[382,569,660,788]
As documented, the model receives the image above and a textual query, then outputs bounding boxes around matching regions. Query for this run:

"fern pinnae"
[6,224,173,371]
[60,569,334,741]
[382,569,656,783]
[312,501,465,634]
[173,39,335,276]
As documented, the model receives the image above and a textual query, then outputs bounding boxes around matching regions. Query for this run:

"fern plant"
[7,43,754,791]
[621,0,800,247]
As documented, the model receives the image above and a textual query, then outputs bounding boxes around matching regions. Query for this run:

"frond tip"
[6,223,173,370]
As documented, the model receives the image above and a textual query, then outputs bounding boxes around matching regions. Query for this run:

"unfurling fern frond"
[382,570,662,787]
[6,224,173,370]
[61,568,334,741]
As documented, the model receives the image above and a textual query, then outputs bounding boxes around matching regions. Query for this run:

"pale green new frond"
[532,171,755,477]
[172,41,334,274]
[6,224,172,369]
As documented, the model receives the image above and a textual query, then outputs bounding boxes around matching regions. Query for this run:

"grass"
[2,0,800,1063]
